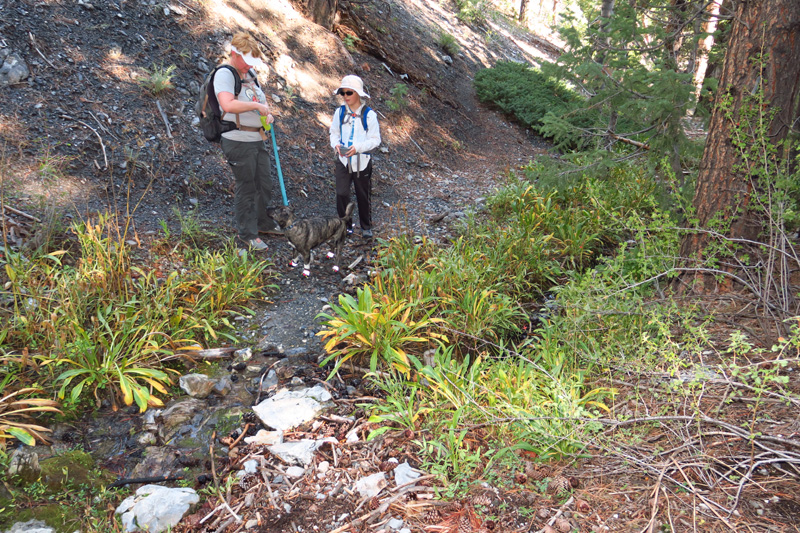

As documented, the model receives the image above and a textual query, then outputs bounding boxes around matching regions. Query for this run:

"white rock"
[244,429,283,446]
[318,460,330,474]
[252,386,332,431]
[387,518,404,530]
[243,459,259,474]
[393,462,421,486]
[286,466,305,478]
[116,485,199,532]
[268,438,336,466]
[354,472,387,499]
[3,520,55,533]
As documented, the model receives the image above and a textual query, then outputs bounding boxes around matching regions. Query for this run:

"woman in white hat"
[214,32,282,251]
[329,75,381,238]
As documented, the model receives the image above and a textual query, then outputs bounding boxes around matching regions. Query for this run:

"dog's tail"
[343,202,355,220]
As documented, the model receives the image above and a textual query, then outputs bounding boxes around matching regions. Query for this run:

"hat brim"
[333,85,370,98]
[231,45,267,70]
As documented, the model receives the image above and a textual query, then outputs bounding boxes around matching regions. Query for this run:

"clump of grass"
[138,63,177,95]
[455,0,489,25]
[437,32,460,56]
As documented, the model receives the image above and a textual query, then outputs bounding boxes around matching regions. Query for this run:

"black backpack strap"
[212,64,244,128]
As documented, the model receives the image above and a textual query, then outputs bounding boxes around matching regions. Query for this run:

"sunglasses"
[338,90,355,96]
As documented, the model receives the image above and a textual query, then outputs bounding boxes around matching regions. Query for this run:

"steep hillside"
[0,0,554,244]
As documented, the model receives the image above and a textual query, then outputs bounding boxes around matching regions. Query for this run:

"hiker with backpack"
[329,75,381,239]
[206,32,282,251]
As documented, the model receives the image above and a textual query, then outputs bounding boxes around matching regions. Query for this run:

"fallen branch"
[75,120,109,169]
[156,99,173,139]
[107,474,184,489]
[2,205,41,223]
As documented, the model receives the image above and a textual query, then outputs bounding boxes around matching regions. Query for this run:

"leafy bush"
[317,286,447,377]
[474,61,584,146]
[0,385,61,448]
[1,215,274,411]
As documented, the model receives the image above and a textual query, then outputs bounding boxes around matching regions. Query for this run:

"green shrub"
[387,83,409,111]
[474,61,583,145]
[1,215,274,411]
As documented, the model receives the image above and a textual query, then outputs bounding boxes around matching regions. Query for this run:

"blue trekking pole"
[261,117,288,206]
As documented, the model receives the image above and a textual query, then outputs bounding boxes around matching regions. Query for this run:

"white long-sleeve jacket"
[329,104,381,172]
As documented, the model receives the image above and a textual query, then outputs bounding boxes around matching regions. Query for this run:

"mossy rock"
[39,450,95,492]
[0,503,75,533]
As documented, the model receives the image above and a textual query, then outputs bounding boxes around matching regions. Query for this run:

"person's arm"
[214,68,273,121]
[330,108,347,155]
[353,110,381,154]
[218,91,272,118]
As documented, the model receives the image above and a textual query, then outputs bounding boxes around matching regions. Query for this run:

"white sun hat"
[231,44,266,70]
[334,75,370,98]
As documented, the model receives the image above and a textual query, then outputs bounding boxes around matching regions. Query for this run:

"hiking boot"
[362,229,373,239]
[246,238,268,251]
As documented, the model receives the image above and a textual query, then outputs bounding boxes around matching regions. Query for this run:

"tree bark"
[305,0,338,30]
[679,0,800,291]
[519,0,529,22]
[690,0,722,113]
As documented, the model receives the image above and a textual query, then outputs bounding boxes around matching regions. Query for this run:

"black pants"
[335,159,372,230]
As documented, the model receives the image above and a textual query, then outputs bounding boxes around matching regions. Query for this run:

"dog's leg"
[301,247,312,277]
[331,229,345,273]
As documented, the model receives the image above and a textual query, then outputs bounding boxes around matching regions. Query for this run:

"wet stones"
[178,374,216,399]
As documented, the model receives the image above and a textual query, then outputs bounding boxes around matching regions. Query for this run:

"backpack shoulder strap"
[338,105,347,140]
[361,106,372,132]
[216,64,242,95]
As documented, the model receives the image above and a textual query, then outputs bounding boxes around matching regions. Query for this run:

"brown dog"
[267,203,354,276]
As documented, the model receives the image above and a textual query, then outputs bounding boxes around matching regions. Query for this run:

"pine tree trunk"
[679,0,800,292]
[519,0,529,21]
[690,0,722,113]
[305,0,338,30]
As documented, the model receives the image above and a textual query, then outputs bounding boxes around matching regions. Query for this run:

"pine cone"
[549,475,572,496]
[554,517,572,532]
[369,496,380,510]
[445,502,463,512]
[525,462,550,481]
[514,472,528,484]
[242,411,257,424]
[424,509,442,524]
[483,519,496,530]
[471,494,492,507]
[458,513,472,533]
[238,473,258,490]
[379,460,397,472]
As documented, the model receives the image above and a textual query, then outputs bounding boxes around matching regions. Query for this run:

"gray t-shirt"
[213,68,265,142]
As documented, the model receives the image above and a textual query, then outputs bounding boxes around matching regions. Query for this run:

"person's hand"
[256,104,272,121]
[339,145,356,157]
